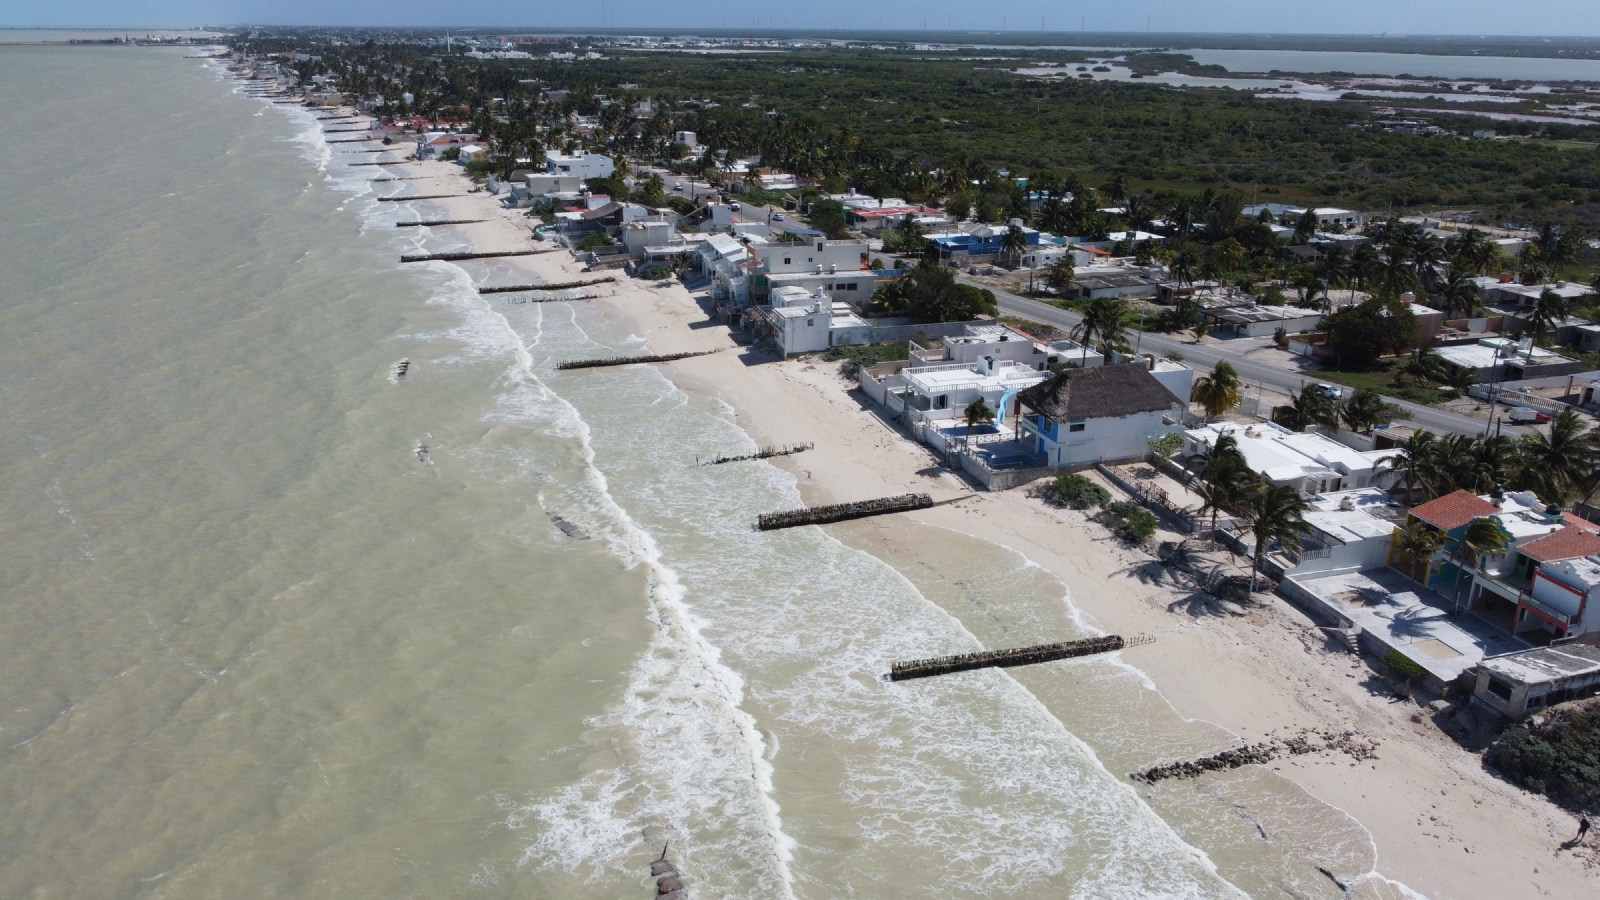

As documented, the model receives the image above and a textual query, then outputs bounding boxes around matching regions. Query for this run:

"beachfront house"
[544,149,614,180]
[1182,422,1394,497]
[749,238,876,307]
[1015,362,1189,468]
[1473,643,1600,720]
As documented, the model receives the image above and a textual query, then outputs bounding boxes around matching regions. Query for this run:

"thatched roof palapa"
[1017,363,1181,422]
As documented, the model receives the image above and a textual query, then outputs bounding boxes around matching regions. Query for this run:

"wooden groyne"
[327,138,376,144]
[557,350,719,371]
[377,194,464,201]
[400,249,543,263]
[342,149,389,154]
[477,275,612,293]
[889,634,1148,682]
[324,128,367,133]
[395,220,487,227]
[369,177,429,182]
[650,845,683,900]
[700,442,813,466]
[758,493,933,532]
[350,162,408,167]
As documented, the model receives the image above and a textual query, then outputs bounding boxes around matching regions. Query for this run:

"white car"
[729,201,741,211]
[773,213,785,221]
[1311,383,1343,401]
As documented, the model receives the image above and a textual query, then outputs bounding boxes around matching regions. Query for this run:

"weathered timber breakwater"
[400,249,544,263]
[889,634,1145,681]
[342,149,390,154]
[557,350,720,371]
[327,138,377,144]
[376,194,467,201]
[369,177,429,182]
[394,220,487,227]
[1131,729,1381,784]
[699,442,813,466]
[758,493,933,531]
[478,276,613,293]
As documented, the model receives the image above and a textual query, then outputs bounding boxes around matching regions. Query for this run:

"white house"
[456,144,488,164]
[762,286,871,356]
[898,355,1051,420]
[1016,362,1189,468]
[1182,422,1394,496]
[544,149,614,180]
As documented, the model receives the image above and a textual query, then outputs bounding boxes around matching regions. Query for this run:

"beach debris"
[890,634,1149,682]
[503,292,593,305]
[1316,866,1349,892]
[399,249,543,263]
[414,442,429,463]
[557,350,719,371]
[389,358,410,381]
[1131,729,1380,784]
[476,274,610,293]
[547,514,589,540]
[698,442,813,466]
[757,492,933,531]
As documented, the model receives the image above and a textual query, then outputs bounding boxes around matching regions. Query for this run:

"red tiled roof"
[1408,489,1499,531]
[1520,526,1600,563]
[1562,511,1598,531]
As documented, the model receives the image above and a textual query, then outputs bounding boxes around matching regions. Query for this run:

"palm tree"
[1377,430,1438,504]
[1434,269,1481,321]
[1340,388,1406,434]
[1168,246,1198,288]
[1035,196,1068,234]
[1001,224,1029,267]
[1350,242,1382,302]
[1394,347,1445,387]
[1450,517,1510,612]
[964,397,995,445]
[1212,236,1247,273]
[1393,520,1444,585]
[1104,174,1129,205]
[1515,409,1600,504]
[1069,296,1130,365]
[1531,289,1570,344]
[1195,434,1252,537]
[1191,362,1242,423]
[1240,484,1311,590]
[1271,387,1339,433]
[1318,245,1352,307]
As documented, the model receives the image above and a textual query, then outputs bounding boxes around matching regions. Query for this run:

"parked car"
[729,201,741,211]
[773,213,785,221]
[1312,383,1343,401]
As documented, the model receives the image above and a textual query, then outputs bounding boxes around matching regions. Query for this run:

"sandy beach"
[358,126,1598,899]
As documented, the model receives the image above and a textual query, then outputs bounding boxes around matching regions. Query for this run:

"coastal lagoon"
[1,45,1425,899]
[1183,48,1600,83]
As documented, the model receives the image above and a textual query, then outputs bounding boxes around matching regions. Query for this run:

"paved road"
[975,280,1516,439]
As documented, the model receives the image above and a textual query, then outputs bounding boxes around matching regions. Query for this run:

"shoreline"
[305,100,1597,898]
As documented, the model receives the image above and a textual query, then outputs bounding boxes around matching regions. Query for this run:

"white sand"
[365,138,1599,899]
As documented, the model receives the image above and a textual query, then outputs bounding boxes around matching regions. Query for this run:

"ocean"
[0,45,1420,899]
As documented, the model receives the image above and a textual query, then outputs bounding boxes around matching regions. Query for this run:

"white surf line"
[482,281,799,896]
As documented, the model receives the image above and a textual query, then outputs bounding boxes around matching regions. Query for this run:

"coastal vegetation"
[240,34,1600,225]
[1487,701,1600,812]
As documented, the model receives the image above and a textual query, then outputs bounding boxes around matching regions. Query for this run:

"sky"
[6,1,1600,36]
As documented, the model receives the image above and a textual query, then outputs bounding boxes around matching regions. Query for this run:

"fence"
[1098,464,1194,533]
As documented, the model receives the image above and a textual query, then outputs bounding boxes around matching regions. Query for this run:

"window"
[783,257,791,265]
[1068,422,1087,433]
[1486,676,1513,702]
[1527,694,1546,709]
[847,283,858,290]
[806,318,814,327]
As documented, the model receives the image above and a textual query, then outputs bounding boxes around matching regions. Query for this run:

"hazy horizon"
[7,1,1600,37]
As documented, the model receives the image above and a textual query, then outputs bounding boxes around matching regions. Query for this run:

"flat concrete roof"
[1481,644,1600,686]
[1291,567,1530,682]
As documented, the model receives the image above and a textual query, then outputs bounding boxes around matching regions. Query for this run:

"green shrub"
[1099,500,1159,543]
[1380,650,1429,683]
[637,264,672,280]
[1486,703,1600,809]
[823,341,908,366]
[575,232,616,251]
[1051,473,1111,510]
